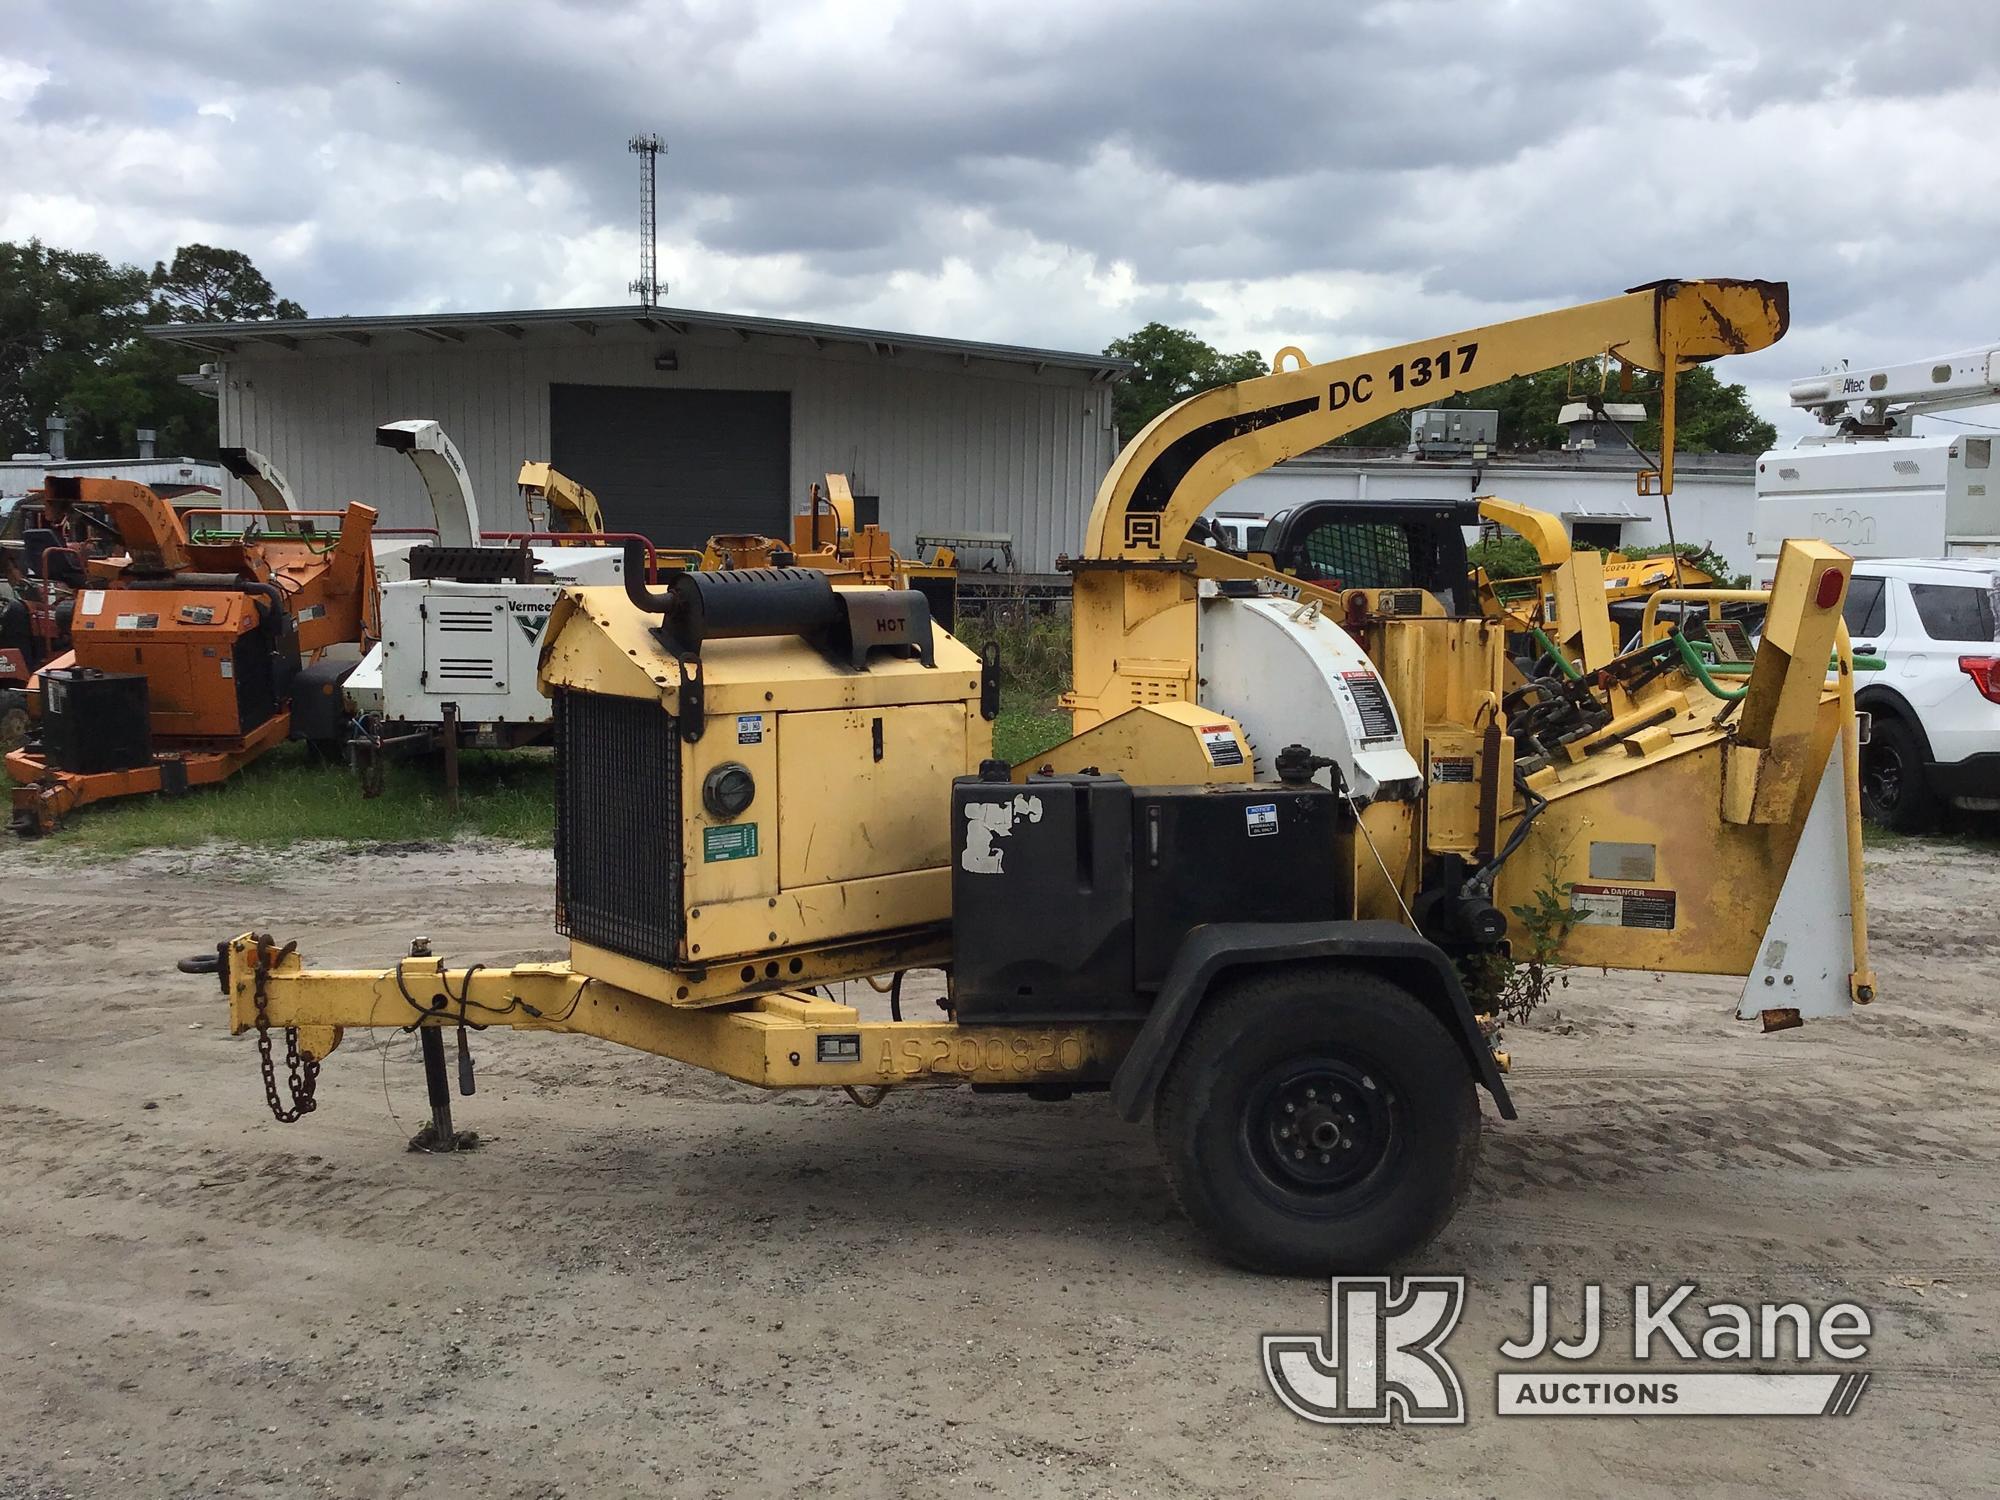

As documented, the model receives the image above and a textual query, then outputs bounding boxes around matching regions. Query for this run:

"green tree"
[0,239,305,460]
[1624,365,1776,454]
[149,243,306,323]
[58,338,220,459]
[1104,322,1266,442]
[1334,361,1774,455]
[0,240,148,454]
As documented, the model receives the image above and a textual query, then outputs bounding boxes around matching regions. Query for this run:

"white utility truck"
[1754,344,2000,576]
[1756,348,2000,828]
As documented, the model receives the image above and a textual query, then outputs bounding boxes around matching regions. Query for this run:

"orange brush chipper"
[6,475,379,833]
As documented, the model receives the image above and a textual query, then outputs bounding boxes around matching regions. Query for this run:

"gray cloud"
[5,0,2000,434]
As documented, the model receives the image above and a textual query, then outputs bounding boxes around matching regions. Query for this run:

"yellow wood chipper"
[182,277,1874,1273]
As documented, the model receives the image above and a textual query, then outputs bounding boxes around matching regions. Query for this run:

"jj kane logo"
[1264,1276,1467,1424]
[1265,1278,1873,1424]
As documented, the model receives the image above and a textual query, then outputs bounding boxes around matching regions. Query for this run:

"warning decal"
[1430,757,1475,783]
[737,713,764,745]
[1340,670,1399,741]
[1198,723,1244,767]
[1571,883,1677,930]
[1245,802,1279,838]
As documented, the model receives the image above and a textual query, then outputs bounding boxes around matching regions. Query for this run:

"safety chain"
[250,933,318,1123]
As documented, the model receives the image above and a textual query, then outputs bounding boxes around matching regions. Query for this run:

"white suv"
[1846,558,2000,830]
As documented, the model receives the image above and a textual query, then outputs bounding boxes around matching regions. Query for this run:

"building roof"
[1285,444,1757,476]
[144,302,1133,382]
[1557,400,1648,425]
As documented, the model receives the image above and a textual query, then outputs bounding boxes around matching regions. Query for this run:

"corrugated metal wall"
[211,330,1119,571]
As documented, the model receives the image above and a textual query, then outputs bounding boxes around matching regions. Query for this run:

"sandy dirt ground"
[1,835,1996,1499]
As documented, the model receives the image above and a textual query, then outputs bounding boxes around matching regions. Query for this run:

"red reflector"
[1960,656,2000,705]
[1815,568,1845,609]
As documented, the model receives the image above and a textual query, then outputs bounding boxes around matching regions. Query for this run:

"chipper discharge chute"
[182,276,1874,1273]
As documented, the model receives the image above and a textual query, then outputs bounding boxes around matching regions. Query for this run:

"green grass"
[31,741,554,858]
[1862,814,2000,851]
[956,608,1071,708]
[23,609,1090,857]
[959,607,1075,764]
[992,705,1072,764]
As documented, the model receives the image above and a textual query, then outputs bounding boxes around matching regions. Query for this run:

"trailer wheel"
[1153,965,1480,1275]
[0,689,27,752]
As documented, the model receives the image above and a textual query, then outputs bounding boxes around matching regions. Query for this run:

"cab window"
[1296,521,1415,588]
[1909,583,1999,643]
[1842,575,1887,638]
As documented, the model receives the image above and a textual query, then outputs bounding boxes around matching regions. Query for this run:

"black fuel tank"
[950,773,1135,1024]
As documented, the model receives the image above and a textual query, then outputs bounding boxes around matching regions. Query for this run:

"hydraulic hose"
[1527,625,1584,681]
[1668,630,1747,701]
[1467,771,1550,894]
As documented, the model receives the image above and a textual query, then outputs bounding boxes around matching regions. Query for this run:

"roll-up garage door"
[548,385,791,546]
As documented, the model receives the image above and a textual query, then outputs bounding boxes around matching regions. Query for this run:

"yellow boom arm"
[516,461,607,535]
[1068,278,1788,726]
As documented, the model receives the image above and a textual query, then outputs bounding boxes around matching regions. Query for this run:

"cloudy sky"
[5,0,1998,435]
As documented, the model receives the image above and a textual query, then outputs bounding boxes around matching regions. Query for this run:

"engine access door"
[421,593,509,696]
[777,703,967,887]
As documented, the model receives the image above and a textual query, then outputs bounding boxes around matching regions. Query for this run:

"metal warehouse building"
[148,305,1129,571]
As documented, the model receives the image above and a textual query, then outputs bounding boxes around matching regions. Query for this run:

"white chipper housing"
[345,420,627,756]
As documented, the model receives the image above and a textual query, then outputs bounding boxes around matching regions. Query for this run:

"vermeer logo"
[1263,1276,1467,1424]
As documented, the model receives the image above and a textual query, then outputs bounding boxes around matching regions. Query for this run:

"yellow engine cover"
[539,584,990,981]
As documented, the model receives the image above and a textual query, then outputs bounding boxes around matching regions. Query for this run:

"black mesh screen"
[1296,521,1416,588]
[554,688,682,967]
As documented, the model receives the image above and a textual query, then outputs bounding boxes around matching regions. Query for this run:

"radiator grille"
[554,688,682,967]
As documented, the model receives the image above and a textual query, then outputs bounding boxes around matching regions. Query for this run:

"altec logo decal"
[1265,1279,1873,1424]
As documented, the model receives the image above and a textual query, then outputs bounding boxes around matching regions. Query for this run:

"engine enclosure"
[540,582,989,997]
[69,583,296,742]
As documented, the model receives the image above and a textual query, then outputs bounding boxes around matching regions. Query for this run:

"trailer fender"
[291,655,359,749]
[1110,919,1516,1122]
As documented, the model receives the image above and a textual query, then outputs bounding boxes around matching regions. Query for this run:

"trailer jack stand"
[408,1023,480,1153]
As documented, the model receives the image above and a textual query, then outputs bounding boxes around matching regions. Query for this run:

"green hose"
[1684,639,1886,676]
[1670,631,1747,700]
[1528,625,1584,681]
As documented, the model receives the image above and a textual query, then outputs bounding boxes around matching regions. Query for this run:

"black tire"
[1154,965,1480,1276]
[1860,713,1942,833]
[0,688,27,753]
